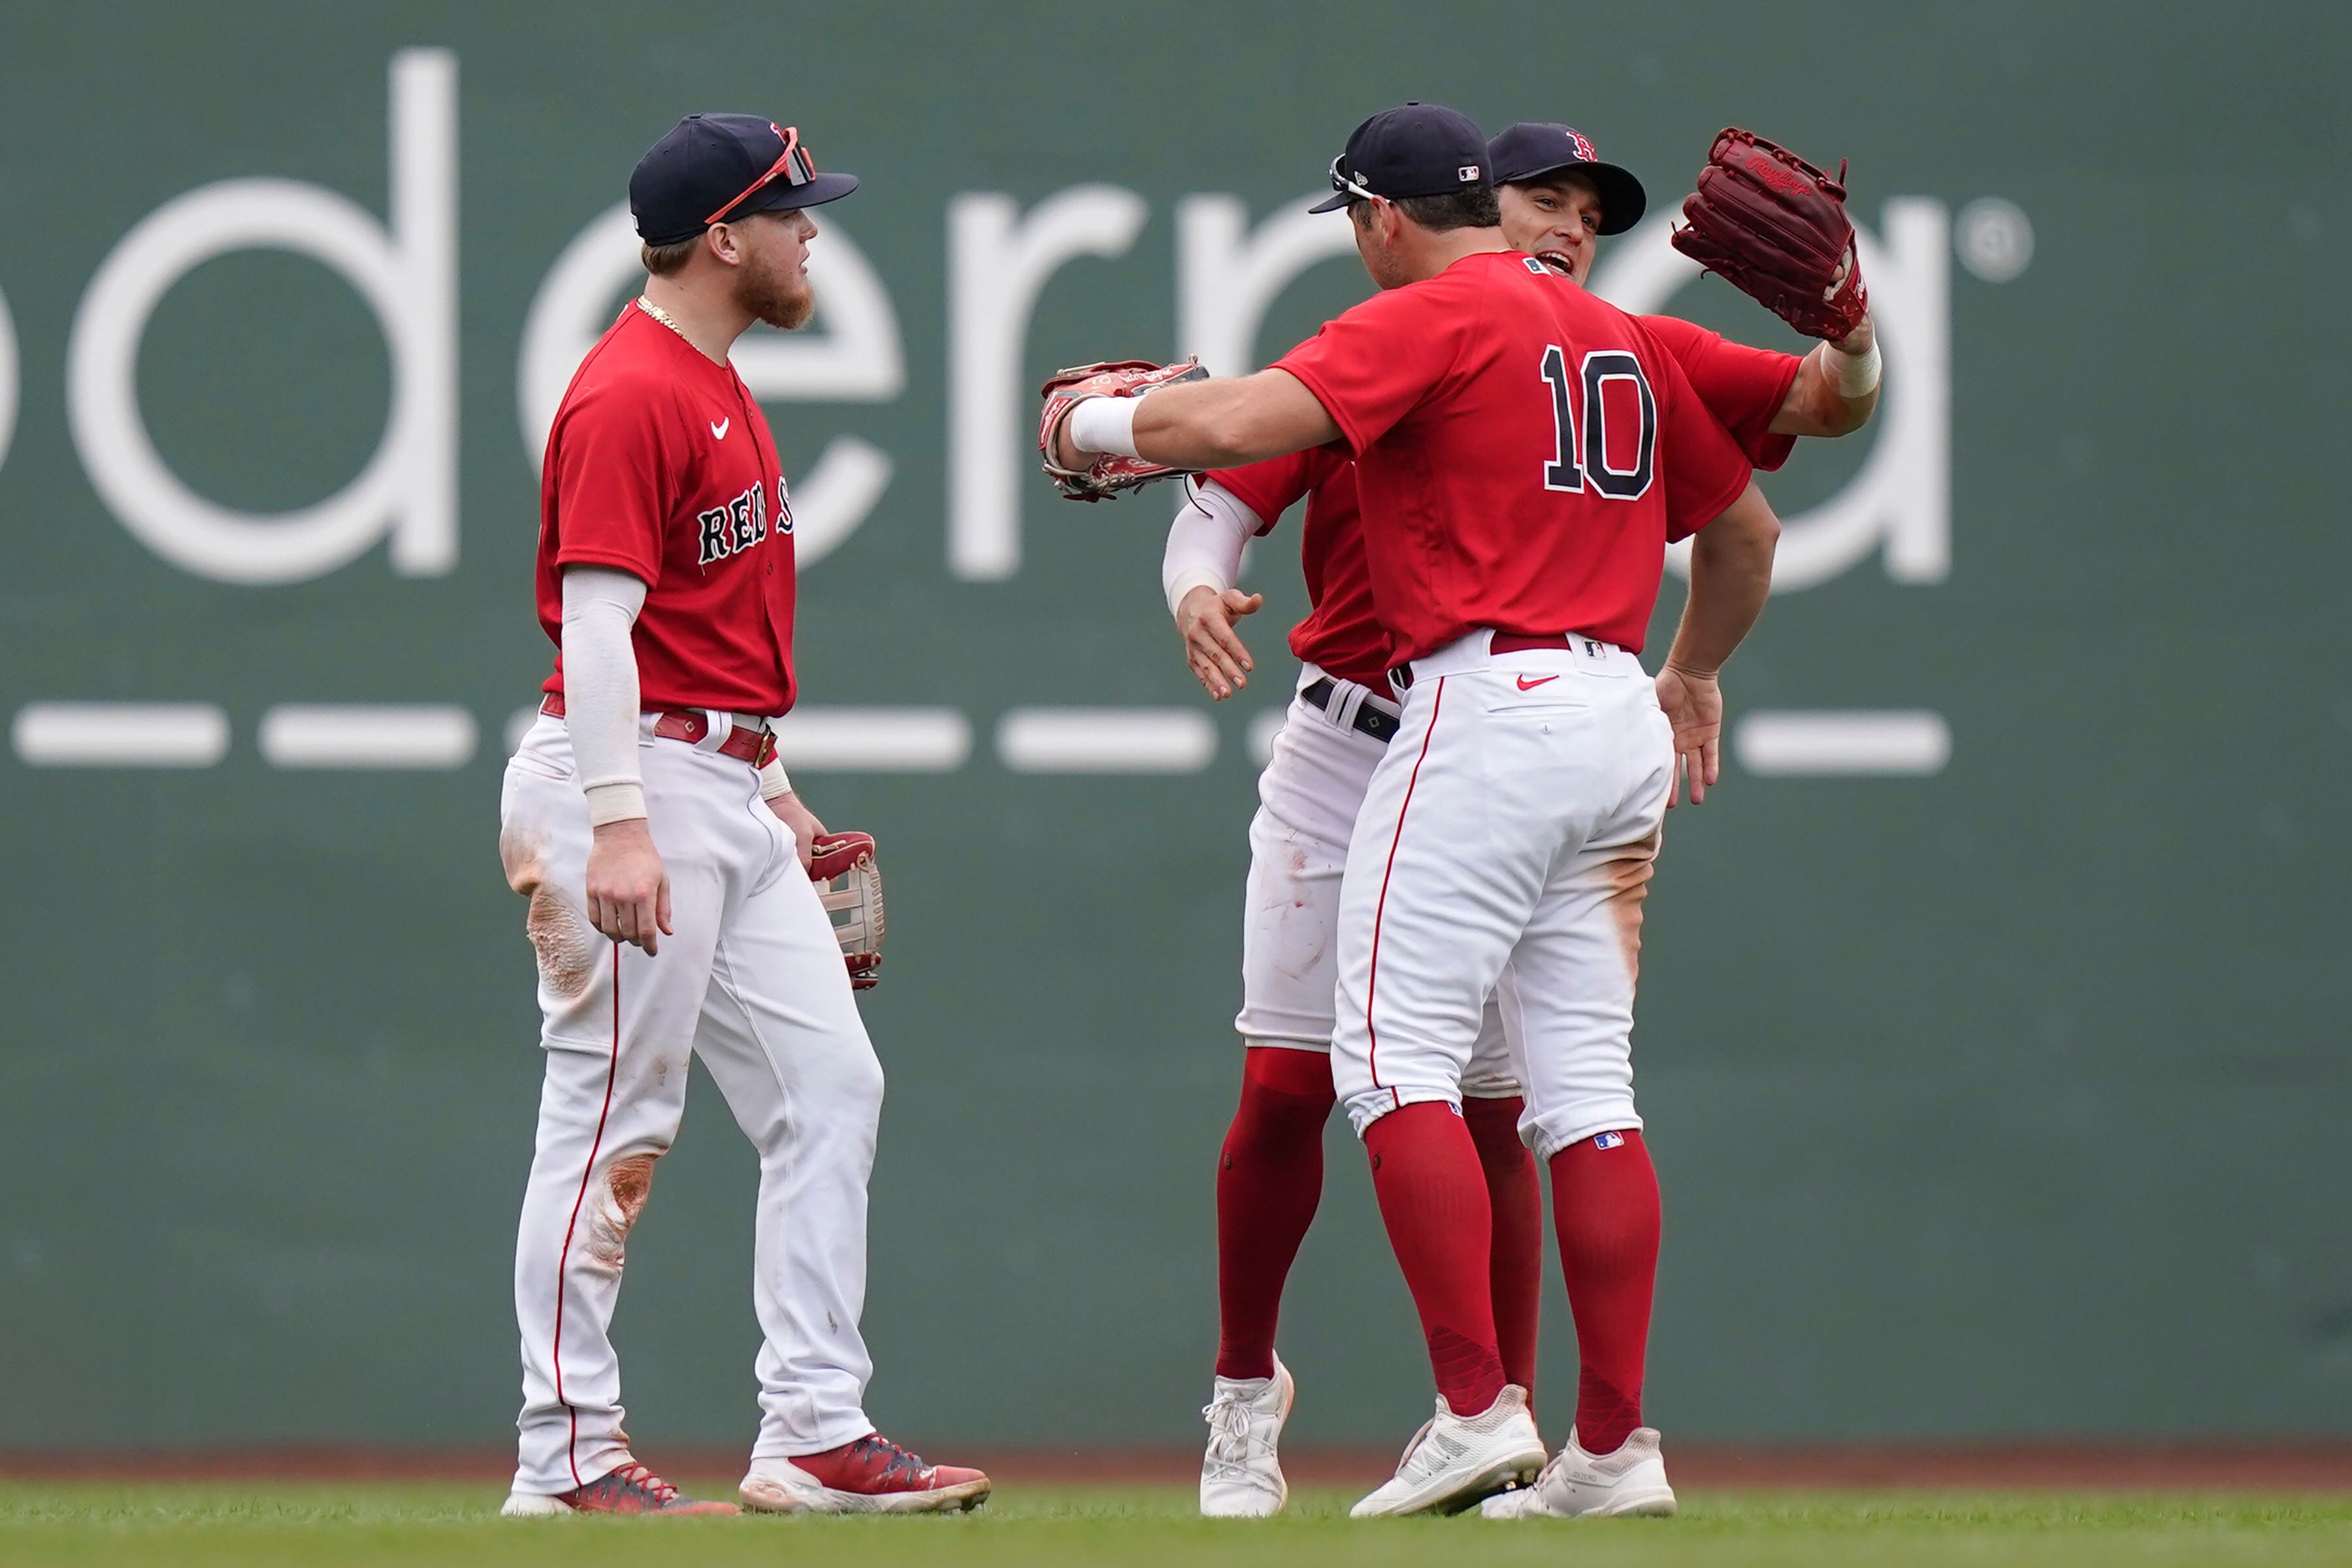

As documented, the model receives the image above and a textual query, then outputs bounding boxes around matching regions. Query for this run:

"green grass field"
[6,1481,2351,1567]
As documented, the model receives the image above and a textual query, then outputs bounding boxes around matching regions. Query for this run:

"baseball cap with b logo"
[630,113,860,246]
[1309,101,1493,213]
[1486,122,1646,235]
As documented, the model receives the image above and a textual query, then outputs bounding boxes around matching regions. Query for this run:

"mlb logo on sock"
[1593,1132,1624,1151]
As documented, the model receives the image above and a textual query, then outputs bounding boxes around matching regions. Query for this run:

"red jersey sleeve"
[1640,314,1802,472]
[549,378,682,587]
[1273,272,1472,456]
[1647,345,1754,543]
[1207,450,1319,536]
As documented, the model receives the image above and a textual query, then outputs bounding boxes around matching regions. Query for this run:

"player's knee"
[582,1151,661,1272]
[819,1041,885,1118]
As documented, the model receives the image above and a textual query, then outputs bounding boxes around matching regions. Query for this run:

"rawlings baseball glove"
[808,831,883,991]
[1670,128,1868,342]
[1037,357,1209,501]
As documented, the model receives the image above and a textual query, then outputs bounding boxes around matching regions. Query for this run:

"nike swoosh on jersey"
[1516,674,1560,690]
[710,418,730,440]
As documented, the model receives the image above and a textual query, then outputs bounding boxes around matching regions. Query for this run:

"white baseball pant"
[498,711,881,1497]
[1237,664,1518,1098]
[1330,632,1673,1161]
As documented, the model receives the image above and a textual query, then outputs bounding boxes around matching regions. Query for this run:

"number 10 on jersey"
[1541,347,1657,500]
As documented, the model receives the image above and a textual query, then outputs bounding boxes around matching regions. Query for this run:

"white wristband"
[1821,338,1882,397]
[757,755,792,802]
[1068,395,1143,459]
[585,781,648,826]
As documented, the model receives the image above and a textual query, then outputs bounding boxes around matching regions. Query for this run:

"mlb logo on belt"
[1593,1131,1625,1151]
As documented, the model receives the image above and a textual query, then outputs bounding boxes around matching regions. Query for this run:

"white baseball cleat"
[1348,1384,1544,1518]
[1199,1356,1296,1517]
[1477,1425,1678,1519]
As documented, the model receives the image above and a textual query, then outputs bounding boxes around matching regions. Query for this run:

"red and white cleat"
[739,1433,991,1514]
[502,1460,740,1516]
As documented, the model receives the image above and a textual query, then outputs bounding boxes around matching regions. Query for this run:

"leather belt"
[1391,632,1585,691]
[1300,677,1401,745]
[540,692,775,766]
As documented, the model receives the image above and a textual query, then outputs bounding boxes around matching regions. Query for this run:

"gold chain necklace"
[635,296,697,346]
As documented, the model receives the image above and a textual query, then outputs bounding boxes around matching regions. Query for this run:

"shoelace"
[1200,1396,1257,1482]
[604,1463,680,1505]
[848,1433,931,1486]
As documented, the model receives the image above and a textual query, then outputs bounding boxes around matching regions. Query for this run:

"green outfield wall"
[1,0,2344,1450]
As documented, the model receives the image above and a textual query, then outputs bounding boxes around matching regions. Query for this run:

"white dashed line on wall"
[10,702,230,767]
[257,705,479,770]
[1733,710,1953,776]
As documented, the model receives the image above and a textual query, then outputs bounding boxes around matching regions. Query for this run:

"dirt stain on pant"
[502,830,597,1000]
[583,1154,657,1271]
[524,889,598,999]
[1603,828,1661,989]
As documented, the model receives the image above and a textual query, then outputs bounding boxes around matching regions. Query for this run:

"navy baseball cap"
[630,114,859,246]
[1486,123,1646,235]
[1308,102,1492,214]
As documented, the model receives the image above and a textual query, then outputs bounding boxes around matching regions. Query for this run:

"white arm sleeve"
[1162,478,1263,617]
[560,566,649,826]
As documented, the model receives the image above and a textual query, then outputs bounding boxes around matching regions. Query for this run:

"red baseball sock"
[1213,1047,1335,1381]
[1550,1127,1661,1456]
[1462,1095,1543,1397]
[1364,1102,1505,1416]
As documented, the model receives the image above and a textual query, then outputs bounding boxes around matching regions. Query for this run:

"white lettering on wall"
[1175,194,1360,374]
[1591,199,1951,591]
[946,186,1147,580]
[0,282,16,477]
[65,48,457,585]
[518,204,904,566]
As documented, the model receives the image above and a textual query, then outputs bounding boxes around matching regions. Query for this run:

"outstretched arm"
[1056,368,1341,473]
[1657,479,1781,805]
[1770,312,1880,437]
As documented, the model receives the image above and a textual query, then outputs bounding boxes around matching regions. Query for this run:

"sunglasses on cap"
[704,124,821,225]
[1326,154,1384,205]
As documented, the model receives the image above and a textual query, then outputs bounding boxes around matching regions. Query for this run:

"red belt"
[1390,632,1587,691]
[1489,632,1581,655]
[540,693,775,766]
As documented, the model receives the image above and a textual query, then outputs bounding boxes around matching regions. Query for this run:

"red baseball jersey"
[1273,251,1750,658]
[1214,310,1803,687]
[1204,446,1385,687]
[1639,314,1802,473]
[536,304,798,714]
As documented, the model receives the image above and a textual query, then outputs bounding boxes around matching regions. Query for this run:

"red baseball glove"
[808,831,883,992]
[1670,128,1868,342]
[1037,357,1209,501]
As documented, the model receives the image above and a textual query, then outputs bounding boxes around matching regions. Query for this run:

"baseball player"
[497,113,986,1517]
[1165,121,1880,1520]
[1045,101,1792,1517]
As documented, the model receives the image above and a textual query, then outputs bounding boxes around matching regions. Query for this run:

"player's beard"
[736,249,815,331]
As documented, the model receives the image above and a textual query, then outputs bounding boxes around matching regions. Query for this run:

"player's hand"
[1050,400,1092,470]
[586,818,674,954]
[766,791,826,875]
[1656,662,1723,807]
[1175,584,1263,700]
